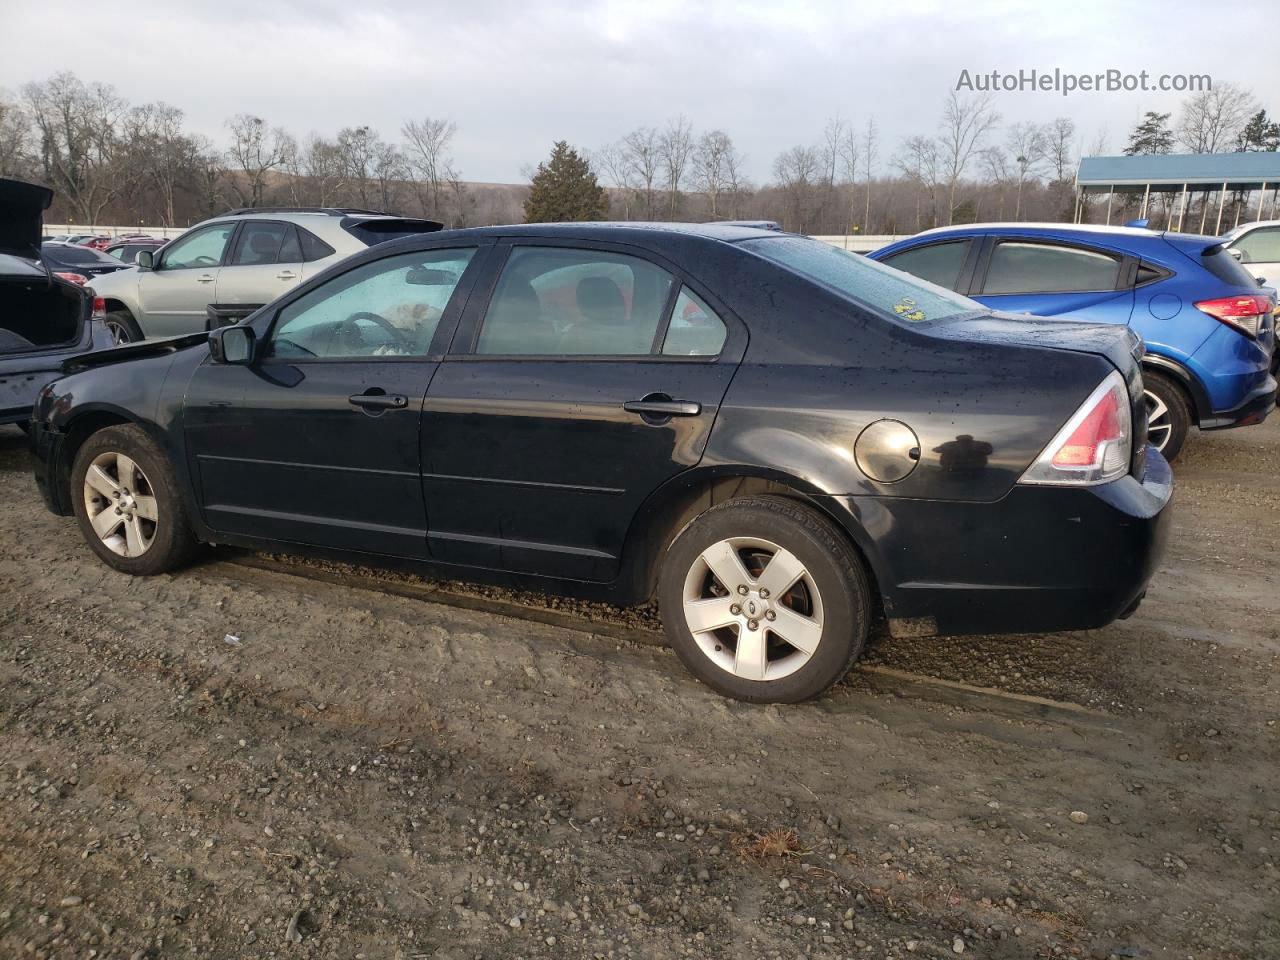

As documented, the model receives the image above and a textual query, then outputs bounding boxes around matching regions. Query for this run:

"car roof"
[883,221,1222,250]
[383,221,790,245]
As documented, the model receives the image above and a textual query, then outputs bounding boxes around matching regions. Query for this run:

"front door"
[1230,224,1280,284]
[184,245,484,557]
[214,219,307,312]
[138,221,237,337]
[422,242,743,580]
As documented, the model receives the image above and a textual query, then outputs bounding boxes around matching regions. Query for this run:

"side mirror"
[137,250,155,270]
[1258,276,1268,287]
[1228,248,1244,262]
[209,325,255,365]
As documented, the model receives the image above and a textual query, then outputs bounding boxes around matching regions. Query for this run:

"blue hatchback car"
[871,223,1278,460]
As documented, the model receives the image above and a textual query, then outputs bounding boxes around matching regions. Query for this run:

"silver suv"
[89,208,440,342]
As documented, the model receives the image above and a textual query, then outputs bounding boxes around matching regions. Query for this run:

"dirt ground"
[1,416,1277,960]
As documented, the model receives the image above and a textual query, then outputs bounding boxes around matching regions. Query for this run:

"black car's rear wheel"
[1142,371,1190,462]
[104,310,143,344]
[71,424,197,575]
[658,496,870,703]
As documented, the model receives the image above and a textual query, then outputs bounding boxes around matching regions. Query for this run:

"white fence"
[46,223,909,252]
[45,224,188,240]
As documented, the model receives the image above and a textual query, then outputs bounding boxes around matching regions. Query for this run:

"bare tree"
[938,92,1000,224]
[861,116,879,233]
[621,127,660,219]
[658,116,693,219]
[0,92,32,179]
[821,116,846,188]
[979,146,1012,219]
[772,145,819,231]
[401,117,457,220]
[24,73,133,225]
[896,135,941,229]
[1005,121,1046,220]
[593,141,635,218]
[1040,116,1076,183]
[225,113,294,208]
[1177,82,1256,154]
[690,130,742,220]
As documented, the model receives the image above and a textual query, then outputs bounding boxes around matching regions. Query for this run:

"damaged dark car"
[29,223,1173,703]
[1,178,112,428]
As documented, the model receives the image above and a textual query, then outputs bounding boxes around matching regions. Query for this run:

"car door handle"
[276,270,298,280]
[197,274,215,283]
[348,393,408,409]
[623,398,702,417]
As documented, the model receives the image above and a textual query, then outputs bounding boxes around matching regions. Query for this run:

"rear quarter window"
[739,236,981,324]
[1200,244,1260,287]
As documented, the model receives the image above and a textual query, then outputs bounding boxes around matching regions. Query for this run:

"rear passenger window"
[477,247,674,356]
[982,242,1120,294]
[880,240,971,291]
[662,287,726,356]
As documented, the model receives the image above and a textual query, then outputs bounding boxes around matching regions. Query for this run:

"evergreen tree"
[1235,109,1280,151]
[523,141,608,223]
[1123,112,1174,156]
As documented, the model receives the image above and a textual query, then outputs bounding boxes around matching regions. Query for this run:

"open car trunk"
[1,273,86,354]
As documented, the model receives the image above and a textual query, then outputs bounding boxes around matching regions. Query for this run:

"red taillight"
[53,271,89,285]
[1052,388,1121,468]
[1194,294,1271,338]
[92,296,106,317]
[1021,372,1133,485]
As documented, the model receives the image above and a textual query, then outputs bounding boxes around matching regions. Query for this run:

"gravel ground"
[1,417,1278,959]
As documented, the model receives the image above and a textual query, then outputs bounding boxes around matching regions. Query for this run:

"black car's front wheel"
[658,496,871,703]
[1142,370,1190,463]
[71,424,198,575]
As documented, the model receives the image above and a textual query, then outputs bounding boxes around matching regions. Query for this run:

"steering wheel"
[338,311,411,352]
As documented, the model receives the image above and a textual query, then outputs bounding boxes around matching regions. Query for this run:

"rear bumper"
[1200,374,1278,429]
[830,450,1174,637]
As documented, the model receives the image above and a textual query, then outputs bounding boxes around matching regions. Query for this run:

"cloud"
[3,0,1277,182]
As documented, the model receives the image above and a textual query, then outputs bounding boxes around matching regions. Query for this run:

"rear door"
[420,241,745,579]
[970,237,1135,324]
[213,220,306,311]
[137,221,236,337]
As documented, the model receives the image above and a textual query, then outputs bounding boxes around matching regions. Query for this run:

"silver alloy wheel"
[82,451,158,557]
[681,536,824,682]
[104,318,132,345]
[1144,388,1172,452]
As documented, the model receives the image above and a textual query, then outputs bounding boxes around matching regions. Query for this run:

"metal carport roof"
[1077,153,1280,190]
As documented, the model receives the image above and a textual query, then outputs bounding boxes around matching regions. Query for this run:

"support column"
[1177,183,1188,231]
[1105,185,1114,225]
[1140,183,1150,219]
[1215,182,1227,234]
[1258,183,1267,221]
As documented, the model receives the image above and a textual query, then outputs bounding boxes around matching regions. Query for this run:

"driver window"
[267,248,476,360]
[159,223,236,270]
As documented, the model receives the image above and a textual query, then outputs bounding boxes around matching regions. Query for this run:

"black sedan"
[28,222,1173,702]
[1,179,113,427]
[39,240,130,284]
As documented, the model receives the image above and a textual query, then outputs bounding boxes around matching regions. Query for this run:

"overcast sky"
[4,0,1278,184]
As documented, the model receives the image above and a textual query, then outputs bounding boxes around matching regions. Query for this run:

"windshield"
[739,236,982,324]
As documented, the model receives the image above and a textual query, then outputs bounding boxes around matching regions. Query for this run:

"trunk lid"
[0,178,54,259]
[927,311,1150,475]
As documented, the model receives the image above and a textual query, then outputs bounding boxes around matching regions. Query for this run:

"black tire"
[104,310,143,344]
[70,424,198,575]
[1142,370,1190,463]
[658,495,871,703]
